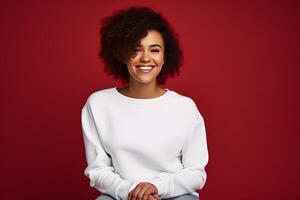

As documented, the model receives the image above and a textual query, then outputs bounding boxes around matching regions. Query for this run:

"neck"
[122,79,165,99]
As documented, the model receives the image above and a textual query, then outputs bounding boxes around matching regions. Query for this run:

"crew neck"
[113,86,171,104]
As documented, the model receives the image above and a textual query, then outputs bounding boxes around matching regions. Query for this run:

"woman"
[81,6,209,200]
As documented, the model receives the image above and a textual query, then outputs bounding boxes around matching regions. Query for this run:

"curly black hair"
[99,6,183,85]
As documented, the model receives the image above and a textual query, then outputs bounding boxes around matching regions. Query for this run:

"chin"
[136,80,155,85]
[133,77,157,85]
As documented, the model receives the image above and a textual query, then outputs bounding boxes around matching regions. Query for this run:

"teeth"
[139,67,152,70]
[137,65,154,70]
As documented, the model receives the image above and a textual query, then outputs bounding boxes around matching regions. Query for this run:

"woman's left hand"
[128,182,159,200]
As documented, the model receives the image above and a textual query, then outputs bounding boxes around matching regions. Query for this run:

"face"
[125,30,165,86]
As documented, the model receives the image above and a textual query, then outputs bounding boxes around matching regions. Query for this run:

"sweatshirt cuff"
[147,175,169,197]
[116,181,132,200]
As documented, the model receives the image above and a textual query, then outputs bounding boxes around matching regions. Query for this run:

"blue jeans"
[96,193,199,200]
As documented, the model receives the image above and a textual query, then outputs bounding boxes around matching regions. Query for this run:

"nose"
[140,51,151,62]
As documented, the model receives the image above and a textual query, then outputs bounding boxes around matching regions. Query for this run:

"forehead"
[137,30,164,47]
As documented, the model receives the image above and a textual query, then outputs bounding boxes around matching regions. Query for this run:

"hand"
[149,194,161,200]
[147,194,161,200]
[128,182,160,200]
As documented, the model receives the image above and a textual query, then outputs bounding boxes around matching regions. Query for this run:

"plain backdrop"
[0,0,299,199]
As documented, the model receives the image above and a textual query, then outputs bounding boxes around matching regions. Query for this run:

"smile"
[136,65,155,73]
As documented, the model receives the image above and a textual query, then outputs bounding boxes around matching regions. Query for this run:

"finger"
[136,183,149,200]
[138,184,151,200]
[153,194,161,200]
[132,183,146,200]
[147,195,156,200]
[129,187,138,200]
[143,183,157,196]
[128,190,132,200]
[142,186,151,200]
[142,185,158,200]
[143,193,149,200]
[148,183,158,194]
[128,185,139,200]
[143,188,157,200]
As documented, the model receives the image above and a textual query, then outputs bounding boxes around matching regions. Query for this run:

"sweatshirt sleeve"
[147,99,209,198]
[81,101,132,200]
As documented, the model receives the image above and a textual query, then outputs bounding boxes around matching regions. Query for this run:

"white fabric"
[81,87,209,200]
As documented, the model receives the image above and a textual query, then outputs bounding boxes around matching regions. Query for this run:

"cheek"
[130,55,142,64]
[127,58,138,66]
[153,54,164,65]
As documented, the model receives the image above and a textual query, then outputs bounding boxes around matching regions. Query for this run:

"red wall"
[1,1,299,199]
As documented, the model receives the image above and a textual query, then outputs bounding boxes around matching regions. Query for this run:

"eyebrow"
[136,44,162,48]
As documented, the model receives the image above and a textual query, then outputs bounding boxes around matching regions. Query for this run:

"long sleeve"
[81,101,132,200]
[147,100,209,198]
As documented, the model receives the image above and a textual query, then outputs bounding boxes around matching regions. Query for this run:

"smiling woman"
[126,30,165,87]
[81,6,209,200]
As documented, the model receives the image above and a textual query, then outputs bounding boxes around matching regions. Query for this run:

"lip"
[136,65,155,68]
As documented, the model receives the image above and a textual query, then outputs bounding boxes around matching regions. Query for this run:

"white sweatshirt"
[81,87,209,200]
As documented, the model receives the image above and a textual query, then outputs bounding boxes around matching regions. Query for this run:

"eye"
[151,49,160,53]
[134,48,142,52]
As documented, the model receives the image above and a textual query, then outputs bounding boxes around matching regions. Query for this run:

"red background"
[1,1,299,199]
